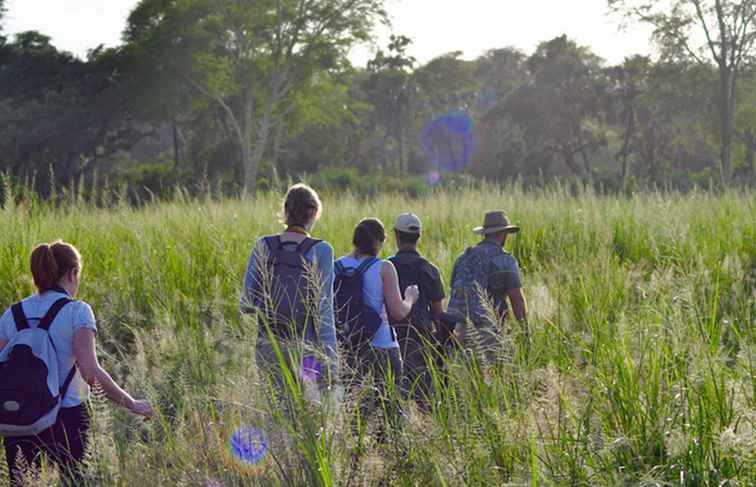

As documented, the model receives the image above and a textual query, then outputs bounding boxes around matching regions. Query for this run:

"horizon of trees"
[1,0,755,199]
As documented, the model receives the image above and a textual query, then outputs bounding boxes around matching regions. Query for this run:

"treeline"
[1,0,755,198]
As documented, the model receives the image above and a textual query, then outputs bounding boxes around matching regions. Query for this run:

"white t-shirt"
[0,290,97,407]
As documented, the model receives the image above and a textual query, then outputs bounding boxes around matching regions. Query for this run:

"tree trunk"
[241,88,256,194]
[719,66,734,185]
[620,108,635,192]
[744,129,756,178]
[396,98,405,172]
[562,150,581,176]
[172,121,181,170]
[247,94,275,193]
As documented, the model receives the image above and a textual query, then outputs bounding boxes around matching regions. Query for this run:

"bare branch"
[692,0,724,64]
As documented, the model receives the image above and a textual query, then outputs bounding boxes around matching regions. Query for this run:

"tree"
[606,55,653,190]
[472,48,529,179]
[734,68,756,178]
[507,35,608,180]
[0,33,153,192]
[609,0,756,185]
[364,34,416,171]
[126,0,387,193]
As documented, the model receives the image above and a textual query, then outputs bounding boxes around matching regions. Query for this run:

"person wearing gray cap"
[447,210,528,362]
[388,213,446,411]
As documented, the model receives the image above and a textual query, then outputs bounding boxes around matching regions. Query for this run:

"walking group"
[0,183,527,485]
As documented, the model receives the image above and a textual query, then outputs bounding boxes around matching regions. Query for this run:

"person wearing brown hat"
[388,213,446,411]
[447,210,528,361]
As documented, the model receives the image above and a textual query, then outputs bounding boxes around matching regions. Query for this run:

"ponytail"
[30,240,81,292]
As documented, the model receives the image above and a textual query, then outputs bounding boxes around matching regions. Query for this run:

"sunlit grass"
[0,183,754,485]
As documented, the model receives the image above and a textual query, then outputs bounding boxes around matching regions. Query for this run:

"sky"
[3,0,657,66]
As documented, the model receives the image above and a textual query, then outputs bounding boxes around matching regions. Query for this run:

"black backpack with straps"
[250,235,323,340]
[0,297,77,437]
[334,258,384,352]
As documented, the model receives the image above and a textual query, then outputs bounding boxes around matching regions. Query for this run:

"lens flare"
[420,111,475,174]
[221,425,270,475]
[426,170,442,186]
[300,355,322,382]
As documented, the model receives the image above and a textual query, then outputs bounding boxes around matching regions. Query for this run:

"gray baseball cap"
[394,213,422,234]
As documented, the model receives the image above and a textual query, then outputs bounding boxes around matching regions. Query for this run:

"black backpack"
[250,236,322,340]
[334,258,383,352]
[0,298,77,437]
[389,253,433,333]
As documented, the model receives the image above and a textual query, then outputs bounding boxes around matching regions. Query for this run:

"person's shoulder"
[67,299,94,317]
[66,300,97,329]
[0,306,13,326]
[252,236,270,251]
[311,239,334,257]
[418,256,441,274]
[493,251,520,270]
[312,239,333,251]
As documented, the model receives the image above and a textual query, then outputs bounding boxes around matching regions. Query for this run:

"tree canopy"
[0,1,754,198]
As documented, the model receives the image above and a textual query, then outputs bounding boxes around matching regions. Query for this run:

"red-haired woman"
[0,241,153,486]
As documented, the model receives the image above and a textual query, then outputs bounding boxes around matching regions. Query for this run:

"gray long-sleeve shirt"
[241,237,339,370]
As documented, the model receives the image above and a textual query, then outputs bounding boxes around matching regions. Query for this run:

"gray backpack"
[0,298,77,437]
[448,246,491,322]
[249,236,323,340]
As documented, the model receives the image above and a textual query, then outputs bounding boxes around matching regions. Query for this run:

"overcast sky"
[3,0,657,66]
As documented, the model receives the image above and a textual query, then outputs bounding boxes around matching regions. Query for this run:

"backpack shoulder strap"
[11,303,29,331]
[38,297,73,331]
[355,257,381,277]
[335,260,347,276]
[263,235,282,252]
[59,366,77,398]
[296,238,322,255]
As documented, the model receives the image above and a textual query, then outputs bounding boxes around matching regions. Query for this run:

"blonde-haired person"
[0,241,153,486]
[241,183,340,393]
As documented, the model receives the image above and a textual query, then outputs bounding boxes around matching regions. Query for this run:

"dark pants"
[395,325,434,410]
[4,405,90,486]
[354,346,403,432]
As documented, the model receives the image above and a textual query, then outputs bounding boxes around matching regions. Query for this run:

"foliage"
[608,0,756,184]
[2,4,756,194]
[0,185,753,485]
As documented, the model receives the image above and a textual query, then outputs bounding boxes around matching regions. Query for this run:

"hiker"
[335,218,419,425]
[0,241,153,486]
[388,213,446,410]
[241,183,339,393]
[447,211,528,361]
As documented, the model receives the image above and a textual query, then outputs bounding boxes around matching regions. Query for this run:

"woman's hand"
[129,399,154,419]
[404,285,420,305]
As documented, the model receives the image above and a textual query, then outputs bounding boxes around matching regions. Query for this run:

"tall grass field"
[0,184,754,486]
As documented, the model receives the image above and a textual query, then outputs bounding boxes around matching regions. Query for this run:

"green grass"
[0,183,754,486]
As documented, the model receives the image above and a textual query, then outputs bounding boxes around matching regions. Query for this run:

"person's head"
[393,213,421,249]
[282,183,322,231]
[353,218,386,256]
[473,210,519,248]
[30,240,82,296]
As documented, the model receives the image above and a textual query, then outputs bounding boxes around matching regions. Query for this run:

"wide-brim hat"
[473,210,520,235]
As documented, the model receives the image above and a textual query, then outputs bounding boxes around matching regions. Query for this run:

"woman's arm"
[240,241,261,313]
[381,261,419,321]
[313,243,339,372]
[74,329,153,418]
[0,339,6,352]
